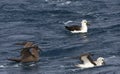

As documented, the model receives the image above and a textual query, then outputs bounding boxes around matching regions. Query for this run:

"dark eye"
[102,59,104,61]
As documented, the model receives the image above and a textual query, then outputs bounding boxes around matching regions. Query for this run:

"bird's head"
[81,20,90,25]
[97,57,105,65]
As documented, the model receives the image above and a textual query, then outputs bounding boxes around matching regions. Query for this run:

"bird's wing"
[80,53,96,65]
[14,42,33,48]
[20,47,34,58]
[21,45,40,58]
[65,25,81,31]
[23,42,33,48]
[7,58,21,62]
[20,42,34,58]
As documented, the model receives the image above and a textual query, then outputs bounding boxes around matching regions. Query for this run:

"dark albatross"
[8,42,41,63]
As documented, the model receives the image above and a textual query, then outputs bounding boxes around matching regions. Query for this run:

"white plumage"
[65,20,89,33]
[75,53,105,69]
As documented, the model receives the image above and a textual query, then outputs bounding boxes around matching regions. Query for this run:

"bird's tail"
[65,26,71,30]
[7,58,21,62]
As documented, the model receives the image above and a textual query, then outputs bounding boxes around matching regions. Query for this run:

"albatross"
[75,53,105,69]
[65,20,90,33]
[8,42,41,63]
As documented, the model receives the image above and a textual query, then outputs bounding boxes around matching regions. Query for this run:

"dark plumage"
[65,25,81,31]
[8,42,40,63]
[79,53,96,65]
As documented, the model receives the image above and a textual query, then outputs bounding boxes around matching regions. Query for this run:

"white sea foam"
[13,64,19,68]
[29,64,36,67]
[0,65,5,68]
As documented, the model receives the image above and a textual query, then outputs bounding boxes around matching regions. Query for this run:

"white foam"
[0,65,5,68]
[65,1,71,4]
[70,68,81,71]
[60,1,71,5]
[109,55,116,58]
[13,64,19,68]
[29,64,36,67]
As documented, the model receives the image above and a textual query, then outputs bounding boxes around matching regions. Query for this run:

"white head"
[79,20,89,33]
[96,57,105,66]
[97,57,104,61]
[81,20,88,25]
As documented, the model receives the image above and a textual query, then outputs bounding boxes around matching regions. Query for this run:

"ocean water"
[0,0,120,74]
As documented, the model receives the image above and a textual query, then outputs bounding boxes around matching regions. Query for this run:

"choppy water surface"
[0,0,120,74]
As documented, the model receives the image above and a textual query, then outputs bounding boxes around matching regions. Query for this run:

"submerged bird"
[65,20,90,33]
[75,53,105,69]
[8,42,41,63]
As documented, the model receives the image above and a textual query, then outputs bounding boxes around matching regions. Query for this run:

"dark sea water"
[0,0,120,74]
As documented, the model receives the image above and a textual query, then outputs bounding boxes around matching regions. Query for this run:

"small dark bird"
[8,42,41,63]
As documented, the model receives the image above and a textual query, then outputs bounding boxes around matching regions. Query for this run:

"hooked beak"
[86,22,90,26]
[102,60,105,65]
[32,45,43,52]
[38,47,42,52]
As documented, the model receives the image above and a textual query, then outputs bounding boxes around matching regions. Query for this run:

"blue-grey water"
[0,0,120,74]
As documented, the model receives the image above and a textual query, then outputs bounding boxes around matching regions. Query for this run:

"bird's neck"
[94,60,102,66]
[31,49,39,58]
[81,23,88,32]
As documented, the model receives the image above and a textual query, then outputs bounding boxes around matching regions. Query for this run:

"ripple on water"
[7,35,35,40]
[0,21,25,29]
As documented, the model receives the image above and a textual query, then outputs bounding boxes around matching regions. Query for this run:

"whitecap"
[59,1,71,6]
[108,55,116,58]
[29,64,36,67]
[13,64,19,68]
[65,1,71,4]
[0,65,5,68]
[70,68,81,72]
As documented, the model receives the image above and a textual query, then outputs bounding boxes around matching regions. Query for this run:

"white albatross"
[65,20,90,33]
[75,53,105,69]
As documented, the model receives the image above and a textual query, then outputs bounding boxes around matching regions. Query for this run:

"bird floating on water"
[8,42,41,63]
[75,53,105,69]
[65,20,90,33]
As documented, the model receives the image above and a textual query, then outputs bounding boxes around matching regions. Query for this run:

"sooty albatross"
[8,42,41,63]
